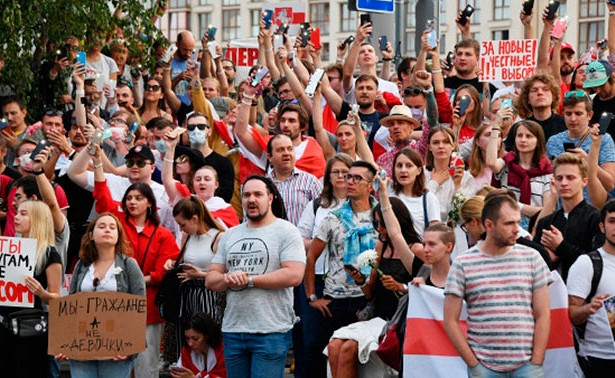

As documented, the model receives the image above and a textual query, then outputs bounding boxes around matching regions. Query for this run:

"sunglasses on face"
[144,84,161,92]
[175,155,189,164]
[187,123,209,131]
[93,277,100,291]
[125,159,149,168]
[403,87,423,96]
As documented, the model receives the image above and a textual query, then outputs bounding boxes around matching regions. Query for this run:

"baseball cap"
[125,145,155,162]
[549,41,576,59]
[583,60,613,88]
[210,97,230,118]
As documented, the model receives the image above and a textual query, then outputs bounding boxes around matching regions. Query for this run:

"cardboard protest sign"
[0,237,38,308]
[479,39,538,82]
[48,291,147,360]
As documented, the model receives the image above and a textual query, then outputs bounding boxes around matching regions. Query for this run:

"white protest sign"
[479,39,538,82]
[0,237,38,308]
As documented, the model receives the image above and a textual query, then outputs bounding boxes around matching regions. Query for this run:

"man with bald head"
[171,30,197,105]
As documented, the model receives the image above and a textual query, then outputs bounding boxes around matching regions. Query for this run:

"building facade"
[157,0,608,64]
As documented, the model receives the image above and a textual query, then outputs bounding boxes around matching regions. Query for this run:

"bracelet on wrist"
[381,204,392,212]
[33,169,45,176]
[75,89,85,96]
[92,162,103,169]
[163,157,174,163]
[431,69,442,74]
[610,11,615,16]
[241,99,252,106]
[163,67,171,71]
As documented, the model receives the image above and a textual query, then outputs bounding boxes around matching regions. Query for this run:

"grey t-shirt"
[212,218,305,333]
[315,207,376,299]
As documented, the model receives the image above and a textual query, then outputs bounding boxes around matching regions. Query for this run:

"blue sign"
[352,0,395,14]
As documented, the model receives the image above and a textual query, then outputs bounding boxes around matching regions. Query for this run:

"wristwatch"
[307,294,318,303]
[247,276,254,288]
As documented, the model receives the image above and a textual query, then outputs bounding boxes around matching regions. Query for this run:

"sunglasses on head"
[144,84,161,92]
[118,78,133,89]
[44,109,63,117]
[565,90,589,99]
[93,277,100,291]
[187,123,209,131]
[403,87,423,96]
[125,159,149,168]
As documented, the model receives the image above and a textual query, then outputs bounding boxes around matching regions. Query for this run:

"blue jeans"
[68,358,135,378]
[468,362,543,378]
[223,331,292,378]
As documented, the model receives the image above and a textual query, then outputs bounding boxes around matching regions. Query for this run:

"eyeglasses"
[344,174,370,183]
[460,220,470,233]
[118,77,133,89]
[403,87,423,97]
[125,159,149,168]
[44,109,63,117]
[187,123,209,131]
[109,118,127,125]
[565,90,589,99]
[328,76,340,82]
[175,155,189,164]
[93,277,100,292]
[144,84,161,92]
[331,169,349,177]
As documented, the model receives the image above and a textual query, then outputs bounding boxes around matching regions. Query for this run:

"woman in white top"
[387,148,440,237]
[424,126,475,223]
[165,196,225,357]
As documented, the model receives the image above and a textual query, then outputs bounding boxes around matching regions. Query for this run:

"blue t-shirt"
[546,130,615,200]
[170,58,201,106]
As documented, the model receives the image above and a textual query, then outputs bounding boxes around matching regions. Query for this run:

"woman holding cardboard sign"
[89,143,180,378]
[0,153,62,377]
[67,212,145,377]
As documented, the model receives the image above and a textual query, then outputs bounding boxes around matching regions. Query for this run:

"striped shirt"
[444,243,550,372]
[269,168,322,225]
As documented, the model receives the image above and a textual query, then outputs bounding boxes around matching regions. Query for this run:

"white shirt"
[567,248,615,359]
[80,262,118,292]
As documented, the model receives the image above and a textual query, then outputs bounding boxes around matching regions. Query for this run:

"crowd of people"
[1,1,615,378]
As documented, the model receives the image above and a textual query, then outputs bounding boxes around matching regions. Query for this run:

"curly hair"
[514,73,560,119]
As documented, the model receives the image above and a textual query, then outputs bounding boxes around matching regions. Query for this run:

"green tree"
[0,0,167,119]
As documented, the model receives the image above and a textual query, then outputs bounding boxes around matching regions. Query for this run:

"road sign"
[349,0,395,14]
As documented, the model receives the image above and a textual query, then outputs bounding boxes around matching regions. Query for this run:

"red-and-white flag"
[403,272,581,377]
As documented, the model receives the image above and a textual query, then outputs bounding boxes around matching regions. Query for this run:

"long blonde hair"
[20,201,56,274]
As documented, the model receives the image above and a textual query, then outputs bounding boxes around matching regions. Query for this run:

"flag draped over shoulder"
[403,272,580,378]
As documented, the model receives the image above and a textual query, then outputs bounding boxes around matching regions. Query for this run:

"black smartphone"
[342,35,355,50]
[546,0,559,20]
[278,23,289,35]
[522,0,534,16]
[446,51,454,67]
[300,22,310,31]
[563,142,575,151]
[300,29,311,48]
[30,140,50,160]
[343,264,358,272]
[458,4,475,26]
[378,35,388,51]
[599,112,614,135]
[360,14,371,27]
[457,96,471,116]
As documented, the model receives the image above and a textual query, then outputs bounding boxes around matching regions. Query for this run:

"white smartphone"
[305,68,325,98]
[161,44,178,63]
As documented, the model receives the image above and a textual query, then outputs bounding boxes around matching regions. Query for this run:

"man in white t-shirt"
[567,200,615,375]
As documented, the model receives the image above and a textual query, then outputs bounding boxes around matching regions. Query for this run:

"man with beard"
[443,39,497,97]
[235,80,326,178]
[207,175,305,378]
[171,30,197,106]
[444,194,551,376]
[322,74,386,149]
[221,59,238,100]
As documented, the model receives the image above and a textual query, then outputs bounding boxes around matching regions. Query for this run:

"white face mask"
[189,128,206,146]
[19,154,33,171]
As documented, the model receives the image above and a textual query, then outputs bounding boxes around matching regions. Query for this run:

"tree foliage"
[0,0,165,116]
